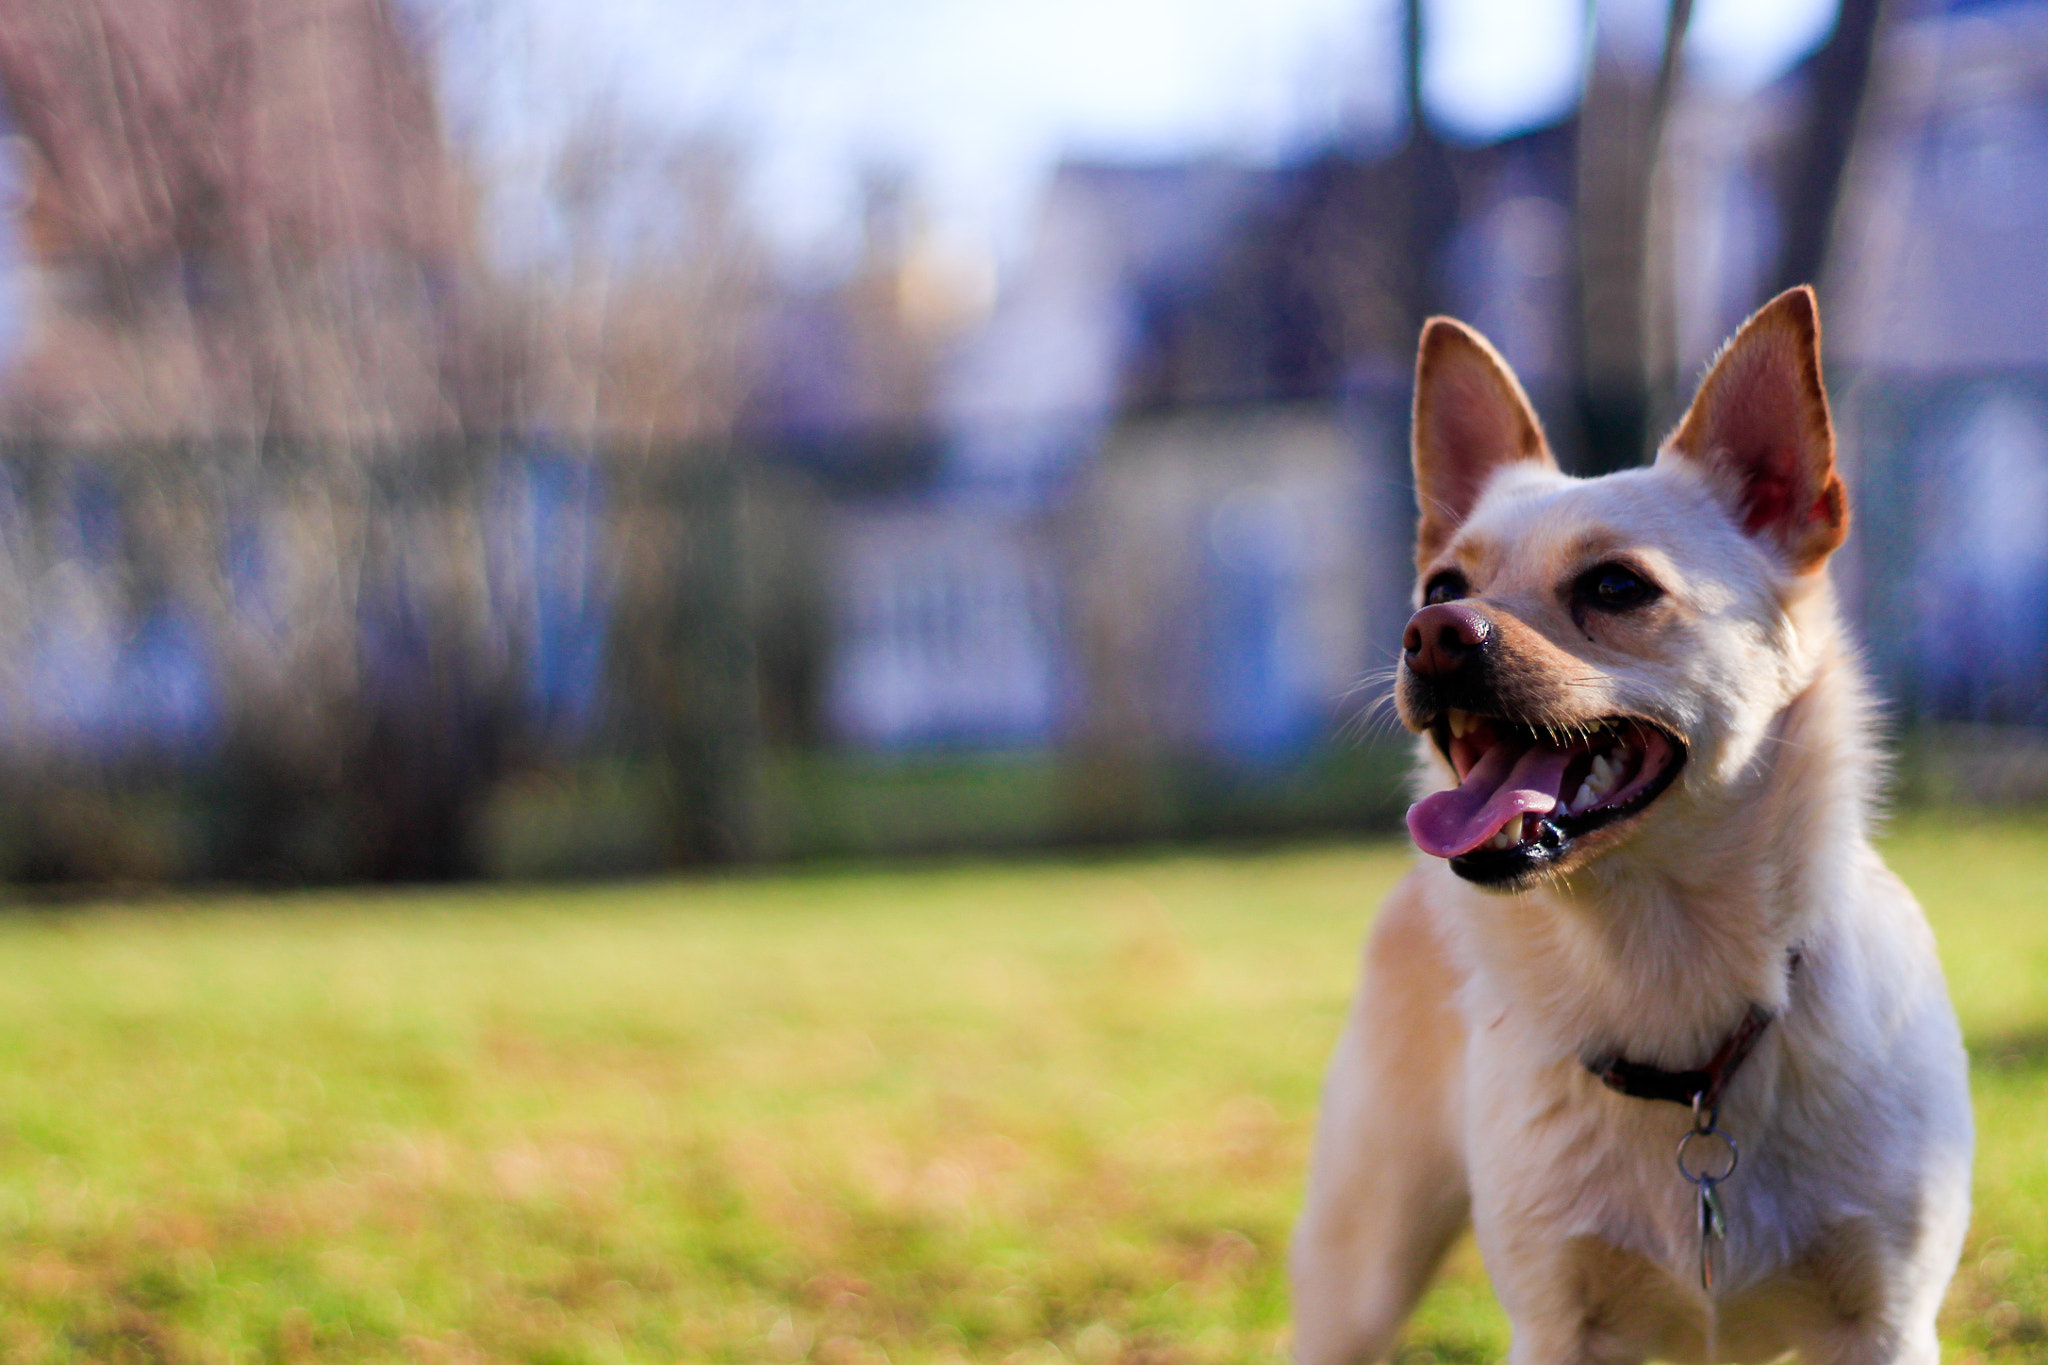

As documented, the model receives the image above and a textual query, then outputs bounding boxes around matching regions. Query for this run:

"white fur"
[1291,353,1972,1365]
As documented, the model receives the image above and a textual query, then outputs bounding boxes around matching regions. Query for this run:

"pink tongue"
[1406,739,1575,859]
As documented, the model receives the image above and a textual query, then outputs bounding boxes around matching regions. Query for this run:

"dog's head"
[1396,286,1849,890]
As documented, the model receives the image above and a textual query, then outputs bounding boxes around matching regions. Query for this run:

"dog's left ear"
[1662,285,1847,573]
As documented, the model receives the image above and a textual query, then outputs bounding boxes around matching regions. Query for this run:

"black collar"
[1582,949,1802,1111]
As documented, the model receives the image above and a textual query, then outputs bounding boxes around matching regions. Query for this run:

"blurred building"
[0,0,2043,880]
[790,159,1416,766]
[789,0,2048,814]
[1827,0,2048,727]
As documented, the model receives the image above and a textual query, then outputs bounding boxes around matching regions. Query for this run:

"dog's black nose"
[1403,602,1491,678]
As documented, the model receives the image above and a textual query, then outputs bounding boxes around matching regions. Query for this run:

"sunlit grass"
[0,813,2040,1362]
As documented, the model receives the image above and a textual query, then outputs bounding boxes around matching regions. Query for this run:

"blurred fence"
[0,396,1436,884]
[1837,369,2048,808]
[1842,371,2048,725]
[0,441,757,883]
[0,373,2041,885]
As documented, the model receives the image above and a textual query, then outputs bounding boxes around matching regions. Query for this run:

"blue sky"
[436,0,1840,273]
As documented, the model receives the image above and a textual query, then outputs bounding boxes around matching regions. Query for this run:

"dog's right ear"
[1412,318,1556,566]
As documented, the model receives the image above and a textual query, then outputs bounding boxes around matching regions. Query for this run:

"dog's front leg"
[1481,1229,1669,1365]
[1498,1299,1653,1365]
[1790,1265,1946,1365]
[1502,1332,1643,1365]
[1488,1274,1615,1365]
[1785,1193,1966,1365]
[1797,1330,1939,1365]
[1290,877,1469,1365]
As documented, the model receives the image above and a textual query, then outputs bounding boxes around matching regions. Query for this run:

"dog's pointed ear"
[1412,317,1556,565]
[1662,285,1847,573]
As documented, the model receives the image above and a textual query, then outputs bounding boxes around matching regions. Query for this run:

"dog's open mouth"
[1408,711,1686,882]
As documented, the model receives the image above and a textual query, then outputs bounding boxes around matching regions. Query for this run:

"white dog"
[1290,287,1973,1365]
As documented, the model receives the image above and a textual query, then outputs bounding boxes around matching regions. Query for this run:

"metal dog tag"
[1700,1180,1726,1240]
[1697,1180,1726,1290]
[1678,1106,1739,1294]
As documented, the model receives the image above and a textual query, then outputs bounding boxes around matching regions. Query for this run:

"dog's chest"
[1462,1052,1866,1361]
[1537,1230,1873,1365]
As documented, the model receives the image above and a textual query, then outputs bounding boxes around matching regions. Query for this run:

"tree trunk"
[1571,0,1694,475]
[1395,0,1459,340]
[1769,0,1890,295]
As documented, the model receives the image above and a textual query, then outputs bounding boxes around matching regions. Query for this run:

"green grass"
[0,814,2041,1363]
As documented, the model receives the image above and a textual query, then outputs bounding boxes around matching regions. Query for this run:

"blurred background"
[0,0,2039,886]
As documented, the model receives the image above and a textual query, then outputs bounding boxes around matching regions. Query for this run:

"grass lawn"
[0,814,2042,1363]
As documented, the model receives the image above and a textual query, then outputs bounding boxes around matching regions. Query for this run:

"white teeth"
[1569,753,1621,814]
[1448,709,1472,738]
[1483,811,1555,851]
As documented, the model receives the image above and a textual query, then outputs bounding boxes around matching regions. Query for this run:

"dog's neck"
[1447,591,1875,1070]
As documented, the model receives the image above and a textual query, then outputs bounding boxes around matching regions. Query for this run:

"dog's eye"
[1576,563,1659,610]
[1423,571,1468,606]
